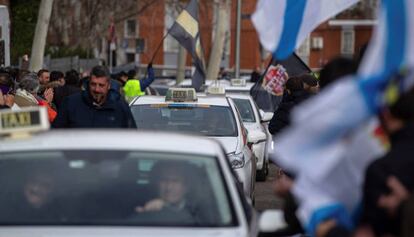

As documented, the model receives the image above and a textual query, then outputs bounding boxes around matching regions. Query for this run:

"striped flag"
[252,0,359,60]
[271,0,414,236]
[169,0,206,91]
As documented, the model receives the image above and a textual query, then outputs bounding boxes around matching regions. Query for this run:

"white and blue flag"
[269,0,414,236]
[252,0,359,60]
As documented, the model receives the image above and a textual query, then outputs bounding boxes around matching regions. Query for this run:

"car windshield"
[131,105,238,137]
[233,99,256,123]
[0,150,236,227]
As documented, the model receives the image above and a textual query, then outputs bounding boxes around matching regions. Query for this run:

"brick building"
[110,0,263,73]
[302,20,374,69]
[111,0,377,71]
[47,0,377,72]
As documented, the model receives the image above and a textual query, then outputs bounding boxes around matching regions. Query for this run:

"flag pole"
[235,0,242,79]
[149,33,169,64]
[143,28,172,79]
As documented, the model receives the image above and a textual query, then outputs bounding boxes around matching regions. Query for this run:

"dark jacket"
[402,196,414,237]
[360,124,414,237]
[140,66,155,92]
[268,90,310,135]
[53,85,81,110]
[250,70,261,83]
[52,87,136,129]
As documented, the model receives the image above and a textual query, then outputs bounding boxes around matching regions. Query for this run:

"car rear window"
[131,105,238,137]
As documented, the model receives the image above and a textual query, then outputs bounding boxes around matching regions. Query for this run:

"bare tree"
[206,0,230,80]
[49,0,160,57]
[48,0,228,81]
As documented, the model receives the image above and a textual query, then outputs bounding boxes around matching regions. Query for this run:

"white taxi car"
[129,88,264,200]
[177,79,231,88]
[223,78,255,95]
[227,93,273,181]
[0,107,285,236]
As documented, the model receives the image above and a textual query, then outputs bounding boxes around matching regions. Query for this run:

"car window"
[0,150,237,227]
[151,86,169,96]
[253,101,263,121]
[232,99,256,123]
[131,105,238,137]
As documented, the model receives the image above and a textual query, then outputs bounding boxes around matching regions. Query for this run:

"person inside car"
[132,161,215,225]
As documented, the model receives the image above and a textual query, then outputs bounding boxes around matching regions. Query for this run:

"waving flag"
[271,0,414,236]
[169,0,206,91]
[250,53,311,112]
[252,0,359,60]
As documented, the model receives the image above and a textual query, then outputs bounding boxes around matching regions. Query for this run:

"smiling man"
[52,66,136,128]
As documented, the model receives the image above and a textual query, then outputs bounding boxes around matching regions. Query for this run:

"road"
[254,163,284,212]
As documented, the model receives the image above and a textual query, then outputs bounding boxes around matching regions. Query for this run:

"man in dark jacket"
[358,86,414,237]
[52,66,136,128]
[53,70,82,110]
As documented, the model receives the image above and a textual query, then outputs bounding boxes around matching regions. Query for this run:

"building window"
[341,29,355,55]
[126,52,135,63]
[296,36,310,65]
[124,19,137,38]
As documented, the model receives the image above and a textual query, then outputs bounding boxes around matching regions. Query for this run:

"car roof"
[226,93,254,100]
[131,95,231,107]
[178,79,231,87]
[0,130,223,156]
[223,82,254,91]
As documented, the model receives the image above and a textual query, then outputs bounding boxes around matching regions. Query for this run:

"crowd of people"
[265,54,414,237]
[0,64,154,128]
[1,52,413,236]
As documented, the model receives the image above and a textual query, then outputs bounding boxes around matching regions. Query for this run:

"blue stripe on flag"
[307,203,353,237]
[358,0,407,112]
[383,0,406,71]
[273,0,307,60]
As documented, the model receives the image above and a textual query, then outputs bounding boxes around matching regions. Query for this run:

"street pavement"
[254,163,284,212]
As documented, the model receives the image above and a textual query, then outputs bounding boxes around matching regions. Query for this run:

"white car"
[177,78,254,95]
[227,93,273,181]
[223,79,255,95]
[0,108,285,237]
[177,79,231,88]
[129,88,264,200]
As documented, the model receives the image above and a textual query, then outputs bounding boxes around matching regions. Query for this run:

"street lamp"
[235,0,241,79]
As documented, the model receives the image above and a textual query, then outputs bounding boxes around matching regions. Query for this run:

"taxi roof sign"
[0,107,49,135]
[230,78,247,87]
[165,88,197,102]
[206,85,226,95]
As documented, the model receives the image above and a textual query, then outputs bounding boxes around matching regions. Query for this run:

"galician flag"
[252,0,360,60]
[267,0,414,236]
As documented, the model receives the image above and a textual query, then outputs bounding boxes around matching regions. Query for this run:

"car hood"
[209,137,239,154]
[0,227,246,237]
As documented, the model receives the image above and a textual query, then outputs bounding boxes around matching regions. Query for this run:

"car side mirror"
[247,130,267,145]
[260,109,273,123]
[259,209,287,233]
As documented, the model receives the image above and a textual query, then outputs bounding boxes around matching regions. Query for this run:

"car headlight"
[228,152,245,169]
